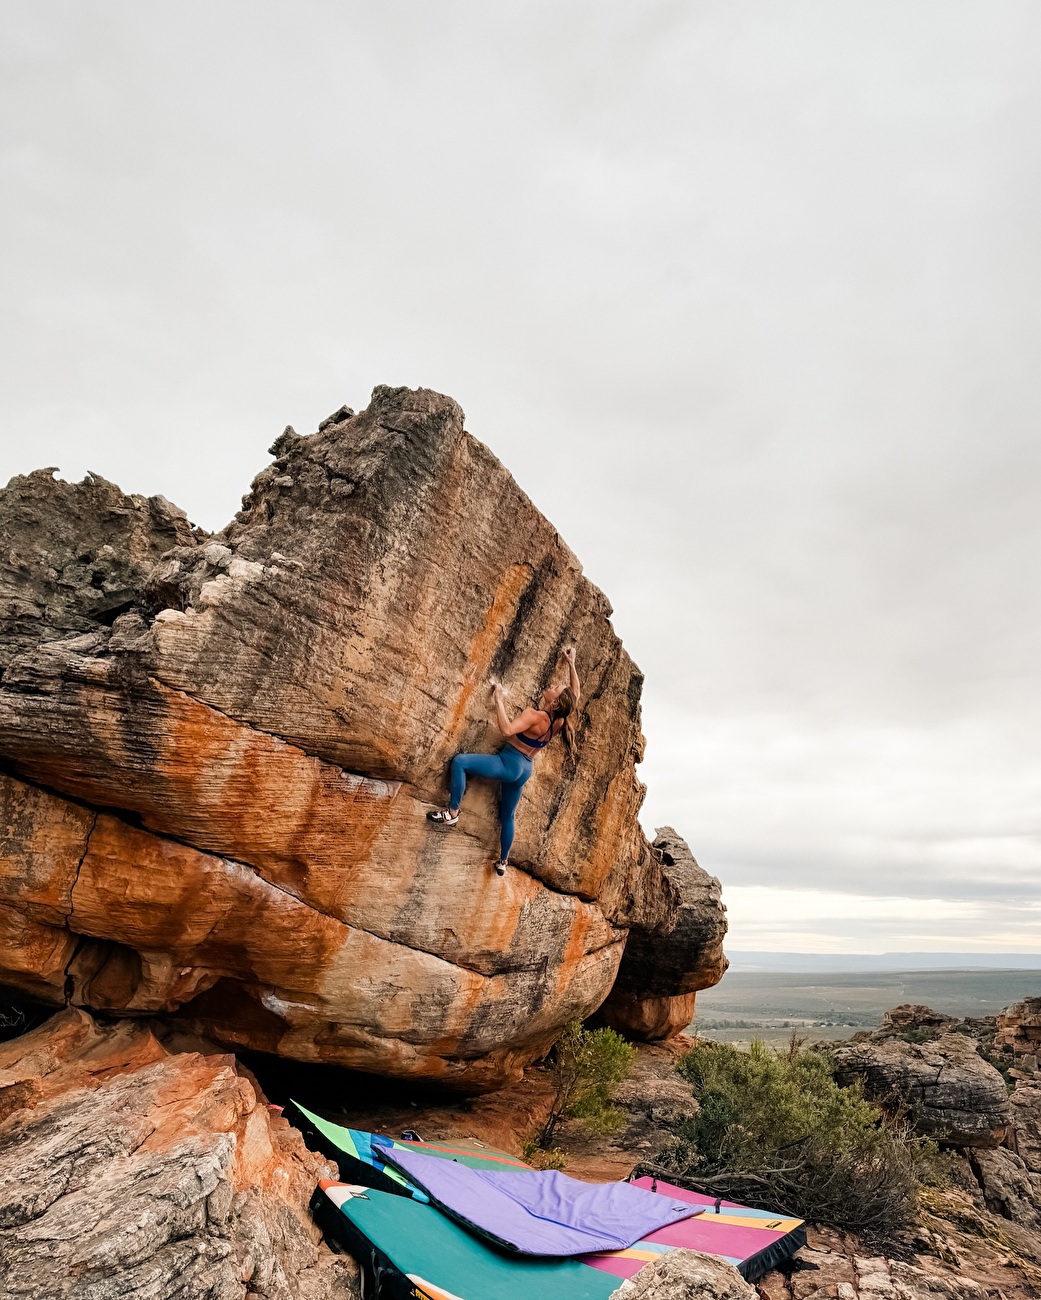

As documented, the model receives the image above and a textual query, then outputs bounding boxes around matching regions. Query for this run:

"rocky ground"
[782,1002,1041,1299]
[3,1001,1041,1298]
[762,1220,1041,1300]
[0,1007,359,1299]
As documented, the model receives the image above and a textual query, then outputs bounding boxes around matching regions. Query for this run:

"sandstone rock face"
[967,1146,1041,1233]
[608,1248,756,1300]
[0,387,706,1088]
[599,829,727,1041]
[997,997,1041,1072]
[833,1032,1011,1147]
[0,1007,358,1299]
[1010,1084,1041,1173]
[0,468,199,673]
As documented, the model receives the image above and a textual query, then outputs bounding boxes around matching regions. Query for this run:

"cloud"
[2,2,1039,952]
[718,886,1041,954]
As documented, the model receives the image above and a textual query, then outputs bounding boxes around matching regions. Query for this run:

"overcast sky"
[3,2,1039,954]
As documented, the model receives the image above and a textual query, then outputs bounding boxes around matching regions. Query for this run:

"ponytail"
[552,686,578,757]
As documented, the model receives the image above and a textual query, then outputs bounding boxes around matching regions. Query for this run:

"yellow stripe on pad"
[598,1247,668,1263]
[706,1213,804,1231]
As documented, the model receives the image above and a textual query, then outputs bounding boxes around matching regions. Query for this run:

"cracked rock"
[0,1008,359,1299]
[833,1032,1012,1147]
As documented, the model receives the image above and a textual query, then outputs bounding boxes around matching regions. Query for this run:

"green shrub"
[531,1021,634,1150]
[660,1038,933,1235]
[520,1139,568,1170]
[891,1027,941,1044]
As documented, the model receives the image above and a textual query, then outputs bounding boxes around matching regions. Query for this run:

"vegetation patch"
[527,1021,634,1158]
[654,1037,943,1235]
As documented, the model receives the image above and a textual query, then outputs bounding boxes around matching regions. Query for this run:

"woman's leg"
[496,752,533,862]
[448,752,509,811]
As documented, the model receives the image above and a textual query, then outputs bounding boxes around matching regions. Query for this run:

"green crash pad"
[315,1180,620,1300]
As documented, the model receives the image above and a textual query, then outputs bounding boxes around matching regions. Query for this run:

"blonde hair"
[551,686,578,757]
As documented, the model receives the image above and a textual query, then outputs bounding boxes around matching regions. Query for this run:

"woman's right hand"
[563,645,577,665]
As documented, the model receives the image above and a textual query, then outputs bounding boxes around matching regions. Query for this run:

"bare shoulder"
[499,706,544,738]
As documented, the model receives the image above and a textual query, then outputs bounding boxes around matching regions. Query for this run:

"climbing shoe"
[426,808,459,826]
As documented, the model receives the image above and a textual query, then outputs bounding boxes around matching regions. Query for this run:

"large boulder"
[0,386,710,1089]
[599,829,728,1040]
[833,1032,1012,1147]
[880,1004,958,1035]
[0,1007,358,1299]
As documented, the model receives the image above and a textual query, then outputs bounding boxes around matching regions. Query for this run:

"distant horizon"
[725,950,1041,972]
[728,948,1041,957]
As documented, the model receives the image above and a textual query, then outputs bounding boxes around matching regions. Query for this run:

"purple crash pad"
[379,1143,700,1256]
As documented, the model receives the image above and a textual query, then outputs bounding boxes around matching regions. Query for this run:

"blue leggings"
[449,745,533,860]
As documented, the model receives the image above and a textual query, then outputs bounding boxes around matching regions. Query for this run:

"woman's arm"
[492,686,544,738]
[563,646,581,700]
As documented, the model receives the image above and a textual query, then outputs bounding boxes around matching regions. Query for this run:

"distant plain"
[690,968,1041,1047]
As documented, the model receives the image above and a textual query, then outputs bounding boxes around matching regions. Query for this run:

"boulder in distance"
[833,1032,1012,1148]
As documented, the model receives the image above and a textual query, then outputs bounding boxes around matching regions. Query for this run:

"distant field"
[689,968,1041,1048]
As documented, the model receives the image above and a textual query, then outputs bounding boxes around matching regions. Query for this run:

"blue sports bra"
[517,710,557,750]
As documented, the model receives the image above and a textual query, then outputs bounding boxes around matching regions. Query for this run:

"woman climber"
[426,646,581,876]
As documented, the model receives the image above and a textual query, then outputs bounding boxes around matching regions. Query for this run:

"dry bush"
[650,1038,936,1235]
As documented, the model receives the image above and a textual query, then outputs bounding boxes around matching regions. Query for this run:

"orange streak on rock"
[446,562,533,749]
